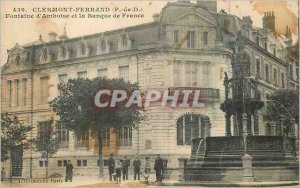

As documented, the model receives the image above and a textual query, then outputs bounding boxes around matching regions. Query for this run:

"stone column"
[241,154,255,182]
[233,115,238,136]
[278,115,284,136]
[247,113,252,135]
[242,113,248,135]
[271,123,277,136]
[225,112,231,136]
[253,111,259,135]
[290,118,296,138]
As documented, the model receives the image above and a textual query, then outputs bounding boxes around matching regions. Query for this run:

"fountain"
[184,34,298,182]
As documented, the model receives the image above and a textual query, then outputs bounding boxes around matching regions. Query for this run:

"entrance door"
[11,145,23,177]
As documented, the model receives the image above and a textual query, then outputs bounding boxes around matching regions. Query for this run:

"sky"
[1,0,299,66]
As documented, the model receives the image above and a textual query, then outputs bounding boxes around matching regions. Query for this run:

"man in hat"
[154,154,163,182]
[133,154,141,180]
[108,153,115,181]
[122,156,129,181]
[65,160,73,182]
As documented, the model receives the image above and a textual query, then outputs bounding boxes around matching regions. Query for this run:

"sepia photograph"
[0,0,299,187]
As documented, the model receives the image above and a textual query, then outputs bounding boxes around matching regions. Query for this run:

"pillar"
[242,113,248,135]
[253,111,259,135]
[247,113,252,135]
[278,115,284,136]
[290,118,296,138]
[241,154,255,182]
[225,112,231,136]
[233,115,238,136]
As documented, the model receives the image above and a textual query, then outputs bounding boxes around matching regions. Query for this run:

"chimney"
[48,32,58,42]
[196,0,217,12]
[153,13,160,22]
[59,23,69,41]
[262,11,275,32]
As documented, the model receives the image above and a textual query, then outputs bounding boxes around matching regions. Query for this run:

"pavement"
[0,176,299,188]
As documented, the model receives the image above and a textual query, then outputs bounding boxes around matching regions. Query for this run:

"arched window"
[61,46,67,58]
[42,49,47,61]
[177,113,207,145]
[256,59,260,78]
[15,55,21,64]
[121,34,128,47]
[80,43,86,55]
[100,39,106,51]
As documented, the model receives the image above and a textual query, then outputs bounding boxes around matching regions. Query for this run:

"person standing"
[133,155,141,180]
[115,158,123,184]
[122,156,129,181]
[65,160,73,182]
[108,154,115,182]
[144,157,151,185]
[154,154,163,182]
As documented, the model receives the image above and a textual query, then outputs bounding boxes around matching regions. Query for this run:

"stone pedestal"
[178,158,187,181]
[241,154,255,182]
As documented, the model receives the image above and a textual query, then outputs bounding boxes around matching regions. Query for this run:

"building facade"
[1,1,298,179]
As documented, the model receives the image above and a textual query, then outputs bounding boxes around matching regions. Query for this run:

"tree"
[34,118,59,178]
[49,77,146,179]
[264,89,299,135]
[1,112,34,182]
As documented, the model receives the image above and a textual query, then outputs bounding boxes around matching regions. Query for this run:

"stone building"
[1,1,298,179]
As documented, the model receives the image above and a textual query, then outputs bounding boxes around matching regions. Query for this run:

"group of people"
[64,154,164,184]
[108,154,164,184]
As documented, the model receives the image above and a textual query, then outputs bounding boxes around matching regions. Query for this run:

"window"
[256,59,260,78]
[42,49,47,61]
[273,48,276,56]
[98,160,110,166]
[97,68,108,77]
[58,74,67,83]
[117,127,132,147]
[281,73,285,88]
[174,30,179,43]
[264,43,267,50]
[15,55,21,64]
[119,65,129,82]
[289,64,293,79]
[265,64,269,82]
[77,71,87,78]
[187,31,195,48]
[62,46,67,58]
[80,43,86,55]
[40,76,49,104]
[75,132,89,148]
[102,127,110,146]
[273,69,277,86]
[203,32,208,45]
[7,81,12,107]
[77,160,82,166]
[121,34,128,47]
[58,160,62,167]
[22,79,27,106]
[83,160,87,166]
[177,114,204,145]
[256,36,259,46]
[37,121,51,141]
[100,40,106,51]
[39,161,43,167]
[173,60,180,86]
[15,80,20,106]
[185,61,197,86]
[56,122,69,149]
